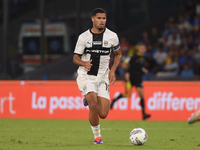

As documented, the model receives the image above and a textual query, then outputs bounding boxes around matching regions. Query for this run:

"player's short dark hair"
[92,8,107,17]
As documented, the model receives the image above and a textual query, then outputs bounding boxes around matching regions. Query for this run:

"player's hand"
[109,70,116,85]
[142,67,148,74]
[84,59,93,71]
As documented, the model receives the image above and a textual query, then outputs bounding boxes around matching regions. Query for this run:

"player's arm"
[73,34,93,71]
[109,47,122,84]
[73,54,92,71]
[142,59,148,74]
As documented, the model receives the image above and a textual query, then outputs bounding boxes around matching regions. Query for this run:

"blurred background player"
[73,8,122,144]
[110,44,151,120]
[188,109,200,124]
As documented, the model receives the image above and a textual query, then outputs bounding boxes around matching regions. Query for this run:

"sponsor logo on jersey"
[93,41,102,45]
[85,49,110,54]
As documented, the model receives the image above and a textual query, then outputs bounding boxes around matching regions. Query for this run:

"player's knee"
[99,113,108,119]
[99,110,108,119]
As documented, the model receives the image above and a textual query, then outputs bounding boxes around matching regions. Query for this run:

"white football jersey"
[74,28,120,76]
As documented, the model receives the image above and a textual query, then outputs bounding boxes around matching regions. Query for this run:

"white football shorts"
[76,74,110,100]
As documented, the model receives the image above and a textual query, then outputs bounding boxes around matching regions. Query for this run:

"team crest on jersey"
[83,86,87,91]
[104,40,108,46]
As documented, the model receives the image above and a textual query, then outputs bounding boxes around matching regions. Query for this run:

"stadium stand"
[1,0,199,81]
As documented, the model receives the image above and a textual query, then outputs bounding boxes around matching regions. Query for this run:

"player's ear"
[91,16,94,22]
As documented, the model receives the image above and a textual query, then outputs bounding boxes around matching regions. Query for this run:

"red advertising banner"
[0,81,199,121]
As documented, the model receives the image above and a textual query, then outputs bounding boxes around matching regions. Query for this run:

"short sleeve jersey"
[74,28,120,76]
[124,53,145,83]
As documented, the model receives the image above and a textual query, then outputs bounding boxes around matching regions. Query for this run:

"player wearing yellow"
[110,44,151,120]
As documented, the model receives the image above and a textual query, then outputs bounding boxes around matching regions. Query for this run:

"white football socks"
[91,124,101,139]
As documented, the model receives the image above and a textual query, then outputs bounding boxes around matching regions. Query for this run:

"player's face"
[139,45,147,56]
[92,13,106,31]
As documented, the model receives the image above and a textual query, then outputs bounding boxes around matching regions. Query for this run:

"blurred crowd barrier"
[0,80,199,121]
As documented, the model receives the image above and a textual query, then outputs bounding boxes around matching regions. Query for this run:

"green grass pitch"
[0,119,199,150]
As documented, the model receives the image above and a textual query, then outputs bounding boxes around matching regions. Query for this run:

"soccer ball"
[129,128,148,145]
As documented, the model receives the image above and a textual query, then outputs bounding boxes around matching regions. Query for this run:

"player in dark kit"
[110,44,151,120]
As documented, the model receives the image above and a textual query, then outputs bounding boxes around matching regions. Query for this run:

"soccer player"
[188,109,200,124]
[110,44,151,120]
[73,8,122,144]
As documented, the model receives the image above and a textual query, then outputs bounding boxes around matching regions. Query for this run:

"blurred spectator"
[188,33,195,45]
[119,36,130,60]
[158,34,168,48]
[144,43,156,57]
[167,30,182,46]
[147,43,156,53]
[196,1,200,16]
[153,44,167,67]
[184,0,196,20]
[185,48,194,67]
[191,44,200,74]
[180,62,194,77]
[143,51,160,80]
[180,28,189,38]
[193,15,200,31]
[162,21,174,36]
[150,27,160,45]
[140,31,150,45]
[194,37,200,51]
[165,46,179,65]
[156,55,179,77]
[168,16,176,26]
[177,15,193,32]
[178,47,189,72]
[181,36,191,50]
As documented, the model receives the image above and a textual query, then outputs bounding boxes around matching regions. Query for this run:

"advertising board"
[0,81,199,121]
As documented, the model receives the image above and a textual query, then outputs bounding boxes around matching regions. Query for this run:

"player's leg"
[76,75,102,144]
[98,96,110,119]
[89,82,110,144]
[85,81,110,144]
[110,80,132,109]
[93,96,110,144]
[85,92,104,144]
[85,92,99,126]
[188,109,200,124]
[92,96,110,144]
[136,86,151,120]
